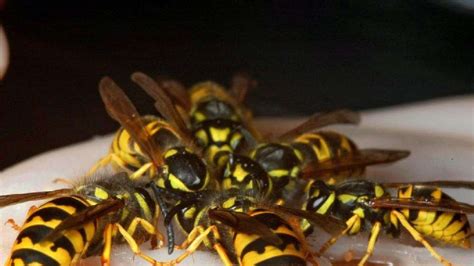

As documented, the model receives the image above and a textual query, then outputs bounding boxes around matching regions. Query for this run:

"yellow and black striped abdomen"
[233,210,306,266]
[292,131,358,164]
[7,196,97,266]
[398,185,471,248]
[109,117,180,173]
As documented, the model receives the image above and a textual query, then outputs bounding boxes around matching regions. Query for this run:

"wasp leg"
[319,214,359,254]
[358,221,382,266]
[171,225,233,266]
[102,222,165,266]
[27,205,38,216]
[88,154,114,175]
[4,218,21,231]
[52,178,74,186]
[130,162,154,180]
[101,223,114,266]
[127,216,165,249]
[391,210,453,266]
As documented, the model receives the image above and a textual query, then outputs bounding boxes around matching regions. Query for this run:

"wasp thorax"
[251,143,302,190]
[163,147,210,192]
[223,154,272,198]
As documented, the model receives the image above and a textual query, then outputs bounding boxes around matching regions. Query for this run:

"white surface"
[1,95,473,265]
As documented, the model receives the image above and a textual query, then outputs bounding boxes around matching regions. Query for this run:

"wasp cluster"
[1,72,472,266]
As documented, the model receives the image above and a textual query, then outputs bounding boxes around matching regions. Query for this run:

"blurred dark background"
[0,1,473,169]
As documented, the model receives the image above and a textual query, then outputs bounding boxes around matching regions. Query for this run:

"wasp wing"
[274,205,346,235]
[230,71,257,104]
[155,75,192,111]
[131,72,199,152]
[208,208,283,245]
[302,149,410,177]
[42,197,124,242]
[0,188,73,208]
[277,109,361,142]
[99,76,164,166]
[383,180,474,190]
[370,197,474,214]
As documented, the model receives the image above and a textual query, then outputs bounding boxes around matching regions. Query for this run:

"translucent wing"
[131,72,199,152]
[43,198,124,242]
[370,197,474,214]
[277,109,361,141]
[303,149,410,177]
[208,208,283,245]
[383,180,474,190]
[99,76,164,166]
[274,205,346,235]
[230,71,257,104]
[0,188,72,208]
[155,75,191,111]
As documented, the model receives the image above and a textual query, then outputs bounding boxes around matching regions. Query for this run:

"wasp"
[247,110,411,201]
[91,76,223,254]
[1,172,174,266]
[301,179,474,266]
[148,184,346,266]
[90,76,211,193]
[132,72,259,169]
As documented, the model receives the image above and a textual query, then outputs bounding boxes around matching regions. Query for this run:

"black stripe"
[26,207,70,223]
[10,249,60,266]
[50,197,88,211]
[255,255,306,266]
[240,233,301,259]
[16,225,76,259]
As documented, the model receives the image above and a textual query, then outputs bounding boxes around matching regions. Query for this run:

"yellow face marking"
[209,127,231,143]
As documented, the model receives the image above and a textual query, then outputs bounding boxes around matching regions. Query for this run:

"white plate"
[1,96,473,265]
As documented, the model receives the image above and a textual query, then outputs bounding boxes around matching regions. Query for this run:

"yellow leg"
[175,225,207,250]
[391,211,453,266]
[88,154,115,175]
[130,162,153,180]
[319,214,358,254]
[101,223,114,266]
[127,216,165,249]
[4,218,21,231]
[358,221,382,266]
[171,225,233,266]
[114,223,164,265]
